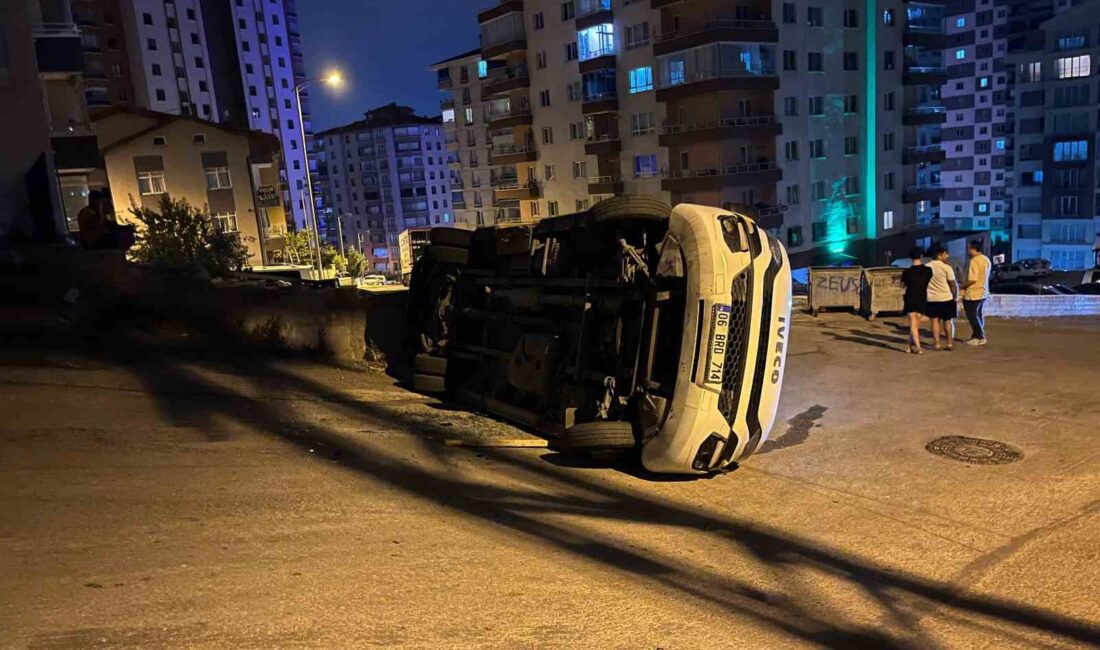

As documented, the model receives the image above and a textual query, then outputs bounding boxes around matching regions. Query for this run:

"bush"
[128,195,251,276]
[283,230,313,265]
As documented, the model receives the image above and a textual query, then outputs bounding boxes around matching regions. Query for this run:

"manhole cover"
[926,436,1022,465]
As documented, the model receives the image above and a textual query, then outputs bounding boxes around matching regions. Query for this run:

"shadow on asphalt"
[8,330,1099,650]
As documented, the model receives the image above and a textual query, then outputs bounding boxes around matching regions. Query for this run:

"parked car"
[404,196,793,475]
[990,283,1066,296]
[1080,269,1100,284]
[1073,283,1100,295]
[995,259,1052,281]
[1048,284,1079,295]
[361,274,387,287]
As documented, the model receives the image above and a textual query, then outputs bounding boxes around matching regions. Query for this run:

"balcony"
[489,144,537,165]
[481,66,529,99]
[903,65,947,85]
[584,133,621,156]
[659,115,781,146]
[581,91,619,115]
[902,184,944,203]
[493,179,541,201]
[440,98,454,110]
[656,66,778,101]
[437,74,452,90]
[51,134,100,171]
[486,106,532,129]
[588,175,624,195]
[904,23,946,48]
[654,19,778,56]
[902,145,946,164]
[902,106,947,125]
[660,162,781,192]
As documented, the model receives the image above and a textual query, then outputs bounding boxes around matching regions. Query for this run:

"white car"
[996,259,1052,281]
[361,274,387,287]
[405,196,792,475]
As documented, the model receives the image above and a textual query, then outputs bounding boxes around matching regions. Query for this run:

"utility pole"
[335,213,346,257]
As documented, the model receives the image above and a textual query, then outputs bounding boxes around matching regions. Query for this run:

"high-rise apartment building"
[434,0,944,267]
[67,0,312,233]
[314,104,452,274]
[1006,1,1100,270]
[936,0,1011,257]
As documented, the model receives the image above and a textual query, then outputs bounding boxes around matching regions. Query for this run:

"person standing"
[926,245,958,350]
[961,240,991,345]
[900,247,933,354]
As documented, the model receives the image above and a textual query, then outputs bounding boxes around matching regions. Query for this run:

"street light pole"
[336,212,347,257]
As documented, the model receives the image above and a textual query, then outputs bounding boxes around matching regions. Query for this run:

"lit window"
[956,17,966,28]
[633,154,658,178]
[995,139,1005,150]
[883,210,894,230]
[1053,140,1088,161]
[137,171,166,195]
[1055,55,1090,79]
[204,166,232,189]
[955,49,966,60]
[477,60,487,79]
[212,212,238,233]
[577,23,614,61]
[628,66,653,93]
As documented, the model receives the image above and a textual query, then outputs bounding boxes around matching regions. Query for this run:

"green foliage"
[320,244,340,269]
[128,195,251,276]
[283,230,313,264]
[345,248,366,278]
[331,252,348,275]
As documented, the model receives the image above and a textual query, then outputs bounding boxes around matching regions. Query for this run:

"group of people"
[900,240,991,354]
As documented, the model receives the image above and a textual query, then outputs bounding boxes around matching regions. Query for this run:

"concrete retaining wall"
[985,294,1100,318]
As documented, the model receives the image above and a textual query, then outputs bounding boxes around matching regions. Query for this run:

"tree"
[283,230,313,265]
[345,248,366,278]
[128,195,251,276]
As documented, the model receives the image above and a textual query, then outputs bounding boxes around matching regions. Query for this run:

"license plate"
[704,304,732,386]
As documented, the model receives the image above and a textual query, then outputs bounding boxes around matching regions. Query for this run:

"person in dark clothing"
[900,246,933,354]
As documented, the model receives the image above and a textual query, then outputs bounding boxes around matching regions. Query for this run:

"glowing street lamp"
[295,69,345,276]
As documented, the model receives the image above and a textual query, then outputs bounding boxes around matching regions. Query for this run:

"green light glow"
[829,242,847,254]
[865,0,877,241]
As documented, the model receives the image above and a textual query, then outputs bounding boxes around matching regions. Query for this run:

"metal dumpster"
[861,266,906,320]
[808,267,863,316]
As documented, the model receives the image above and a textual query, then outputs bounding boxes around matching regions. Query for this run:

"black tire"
[559,421,636,450]
[430,227,473,249]
[588,195,671,223]
[427,245,469,266]
[414,353,447,376]
[413,373,446,393]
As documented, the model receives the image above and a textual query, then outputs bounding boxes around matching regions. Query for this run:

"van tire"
[413,373,446,394]
[414,353,448,376]
[589,195,671,223]
[430,228,473,249]
[559,421,636,450]
[427,245,469,266]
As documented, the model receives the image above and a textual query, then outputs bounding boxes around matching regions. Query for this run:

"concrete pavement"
[0,312,1097,649]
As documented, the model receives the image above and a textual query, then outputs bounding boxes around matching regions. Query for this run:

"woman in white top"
[925,245,959,351]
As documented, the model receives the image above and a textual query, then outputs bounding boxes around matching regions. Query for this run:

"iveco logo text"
[771,316,786,384]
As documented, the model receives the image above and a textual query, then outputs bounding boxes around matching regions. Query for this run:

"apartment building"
[1,0,100,239]
[1007,1,1100,270]
[434,0,946,267]
[69,0,312,234]
[933,0,1011,257]
[92,106,285,267]
[314,104,452,275]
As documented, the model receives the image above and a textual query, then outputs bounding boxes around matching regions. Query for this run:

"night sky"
[298,0,487,131]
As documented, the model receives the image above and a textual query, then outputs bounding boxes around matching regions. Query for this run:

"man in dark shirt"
[900,246,932,354]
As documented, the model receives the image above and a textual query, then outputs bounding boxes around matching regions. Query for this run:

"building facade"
[315,104,451,275]
[92,106,285,266]
[68,0,311,234]
[1007,1,1100,270]
[433,0,947,268]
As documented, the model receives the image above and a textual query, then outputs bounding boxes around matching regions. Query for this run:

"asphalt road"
[0,312,1098,649]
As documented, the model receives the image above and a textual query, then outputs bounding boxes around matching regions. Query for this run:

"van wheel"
[413,373,446,394]
[427,245,469,266]
[414,353,447,376]
[558,421,636,450]
[430,228,473,249]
